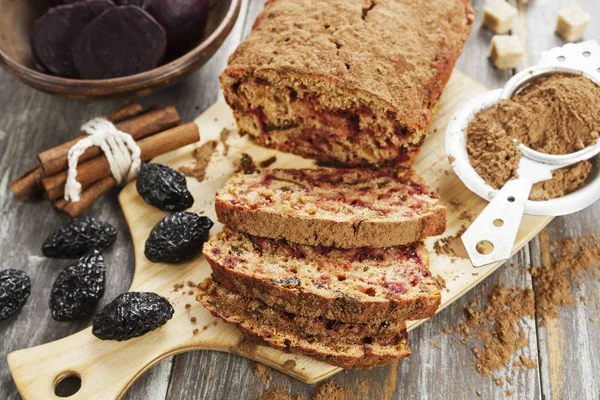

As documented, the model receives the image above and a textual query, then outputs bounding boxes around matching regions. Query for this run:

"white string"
[64,117,141,202]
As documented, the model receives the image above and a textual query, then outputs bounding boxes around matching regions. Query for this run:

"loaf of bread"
[216,168,446,248]
[204,228,440,323]
[198,277,410,368]
[220,0,474,166]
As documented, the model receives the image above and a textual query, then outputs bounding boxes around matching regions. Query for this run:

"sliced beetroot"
[114,0,145,5]
[72,6,167,79]
[142,0,210,50]
[32,0,115,77]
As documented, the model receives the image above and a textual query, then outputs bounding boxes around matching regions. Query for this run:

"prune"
[42,216,117,259]
[72,6,167,79]
[0,270,31,321]
[49,249,106,321]
[92,292,174,341]
[145,212,213,263]
[143,0,210,50]
[32,0,115,77]
[136,163,194,212]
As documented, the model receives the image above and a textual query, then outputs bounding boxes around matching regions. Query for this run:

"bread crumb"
[179,140,218,182]
[259,156,277,168]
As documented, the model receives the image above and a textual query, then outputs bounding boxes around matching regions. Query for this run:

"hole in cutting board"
[493,219,504,227]
[476,240,494,255]
[54,372,82,397]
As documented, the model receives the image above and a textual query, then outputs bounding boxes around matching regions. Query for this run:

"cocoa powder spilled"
[254,390,302,400]
[467,74,600,200]
[313,381,350,400]
[532,231,600,325]
[179,140,218,181]
[448,284,536,378]
[251,362,272,384]
[434,226,468,259]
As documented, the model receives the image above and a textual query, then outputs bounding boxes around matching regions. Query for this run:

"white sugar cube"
[555,4,591,42]
[483,0,518,34]
[489,35,525,69]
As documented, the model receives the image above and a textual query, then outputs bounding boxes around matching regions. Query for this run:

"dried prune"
[145,212,213,263]
[42,216,117,259]
[49,249,106,321]
[143,0,210,50]
[32,0,115,77]
[0,270,31,321]
[136,163,194,212]
[72,5,167,79]
[92,292,174,341]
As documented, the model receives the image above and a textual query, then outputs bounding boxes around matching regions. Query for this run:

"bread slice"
[216,168,446,248]
[203,228,440,323]
[220,0,474,167]
[197,277,410,368]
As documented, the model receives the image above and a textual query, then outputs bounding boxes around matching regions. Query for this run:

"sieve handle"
[461,178,533,267]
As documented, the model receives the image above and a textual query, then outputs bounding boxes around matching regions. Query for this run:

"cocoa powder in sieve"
[467,74,600,200]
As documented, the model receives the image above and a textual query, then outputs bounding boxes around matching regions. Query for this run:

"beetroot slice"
[114,0,145,5]
[143,0,210,50]
[72,6,167,79]
[32,0,115,78]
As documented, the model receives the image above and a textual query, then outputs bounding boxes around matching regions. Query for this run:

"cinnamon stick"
[54,176,117,218]
[9,103,143,200]
[106,103,144,123]
[9,165,44,200]
[43,122,200,200]
[38,106,180,176]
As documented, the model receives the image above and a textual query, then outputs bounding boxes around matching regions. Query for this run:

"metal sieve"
[446,40,600,267]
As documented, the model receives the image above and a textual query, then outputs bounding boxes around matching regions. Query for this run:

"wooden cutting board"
[7,70,553,400]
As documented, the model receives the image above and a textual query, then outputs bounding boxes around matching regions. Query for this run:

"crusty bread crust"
[204,229,441,324]
[217,199,446,249]
[220,0,474,166]
[198,277,410,369]
[216,168,446,248]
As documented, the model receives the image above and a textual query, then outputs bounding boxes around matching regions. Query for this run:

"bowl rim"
[445,89,600,217]
[0,0,241,94]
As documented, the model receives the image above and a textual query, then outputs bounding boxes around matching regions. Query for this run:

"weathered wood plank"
[521,1,600,399]
[1,0,598,399]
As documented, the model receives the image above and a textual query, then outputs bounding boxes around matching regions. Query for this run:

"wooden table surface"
[1,1,599,399]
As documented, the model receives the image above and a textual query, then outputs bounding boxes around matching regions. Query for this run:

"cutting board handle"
[7,323,234,400]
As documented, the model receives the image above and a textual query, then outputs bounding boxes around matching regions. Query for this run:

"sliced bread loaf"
[203,228,440,323]
[198,277,410,368]
[216,168,446,248]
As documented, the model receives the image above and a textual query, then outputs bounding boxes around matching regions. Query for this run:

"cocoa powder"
[467,74,600,200]
[448,283,536,379]
[532,231,600,325]
[179,140,218,181]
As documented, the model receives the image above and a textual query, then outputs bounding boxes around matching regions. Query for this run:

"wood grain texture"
[9,69,549,399]
[0,0,599,399]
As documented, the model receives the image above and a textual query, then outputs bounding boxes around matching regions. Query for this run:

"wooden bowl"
[0,0,241,100]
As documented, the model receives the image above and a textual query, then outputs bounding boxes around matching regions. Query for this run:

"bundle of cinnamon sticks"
[10,103,200,218]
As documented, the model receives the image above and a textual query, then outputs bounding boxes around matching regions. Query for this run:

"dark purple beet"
[114,0,145,5]
[72,6,167,79]
[32,0,115,77]
[119,0,210,50]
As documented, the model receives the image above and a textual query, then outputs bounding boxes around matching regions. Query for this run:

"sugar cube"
[489,35,525,69]
[483,0,518,34]
[555,4,591,42]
